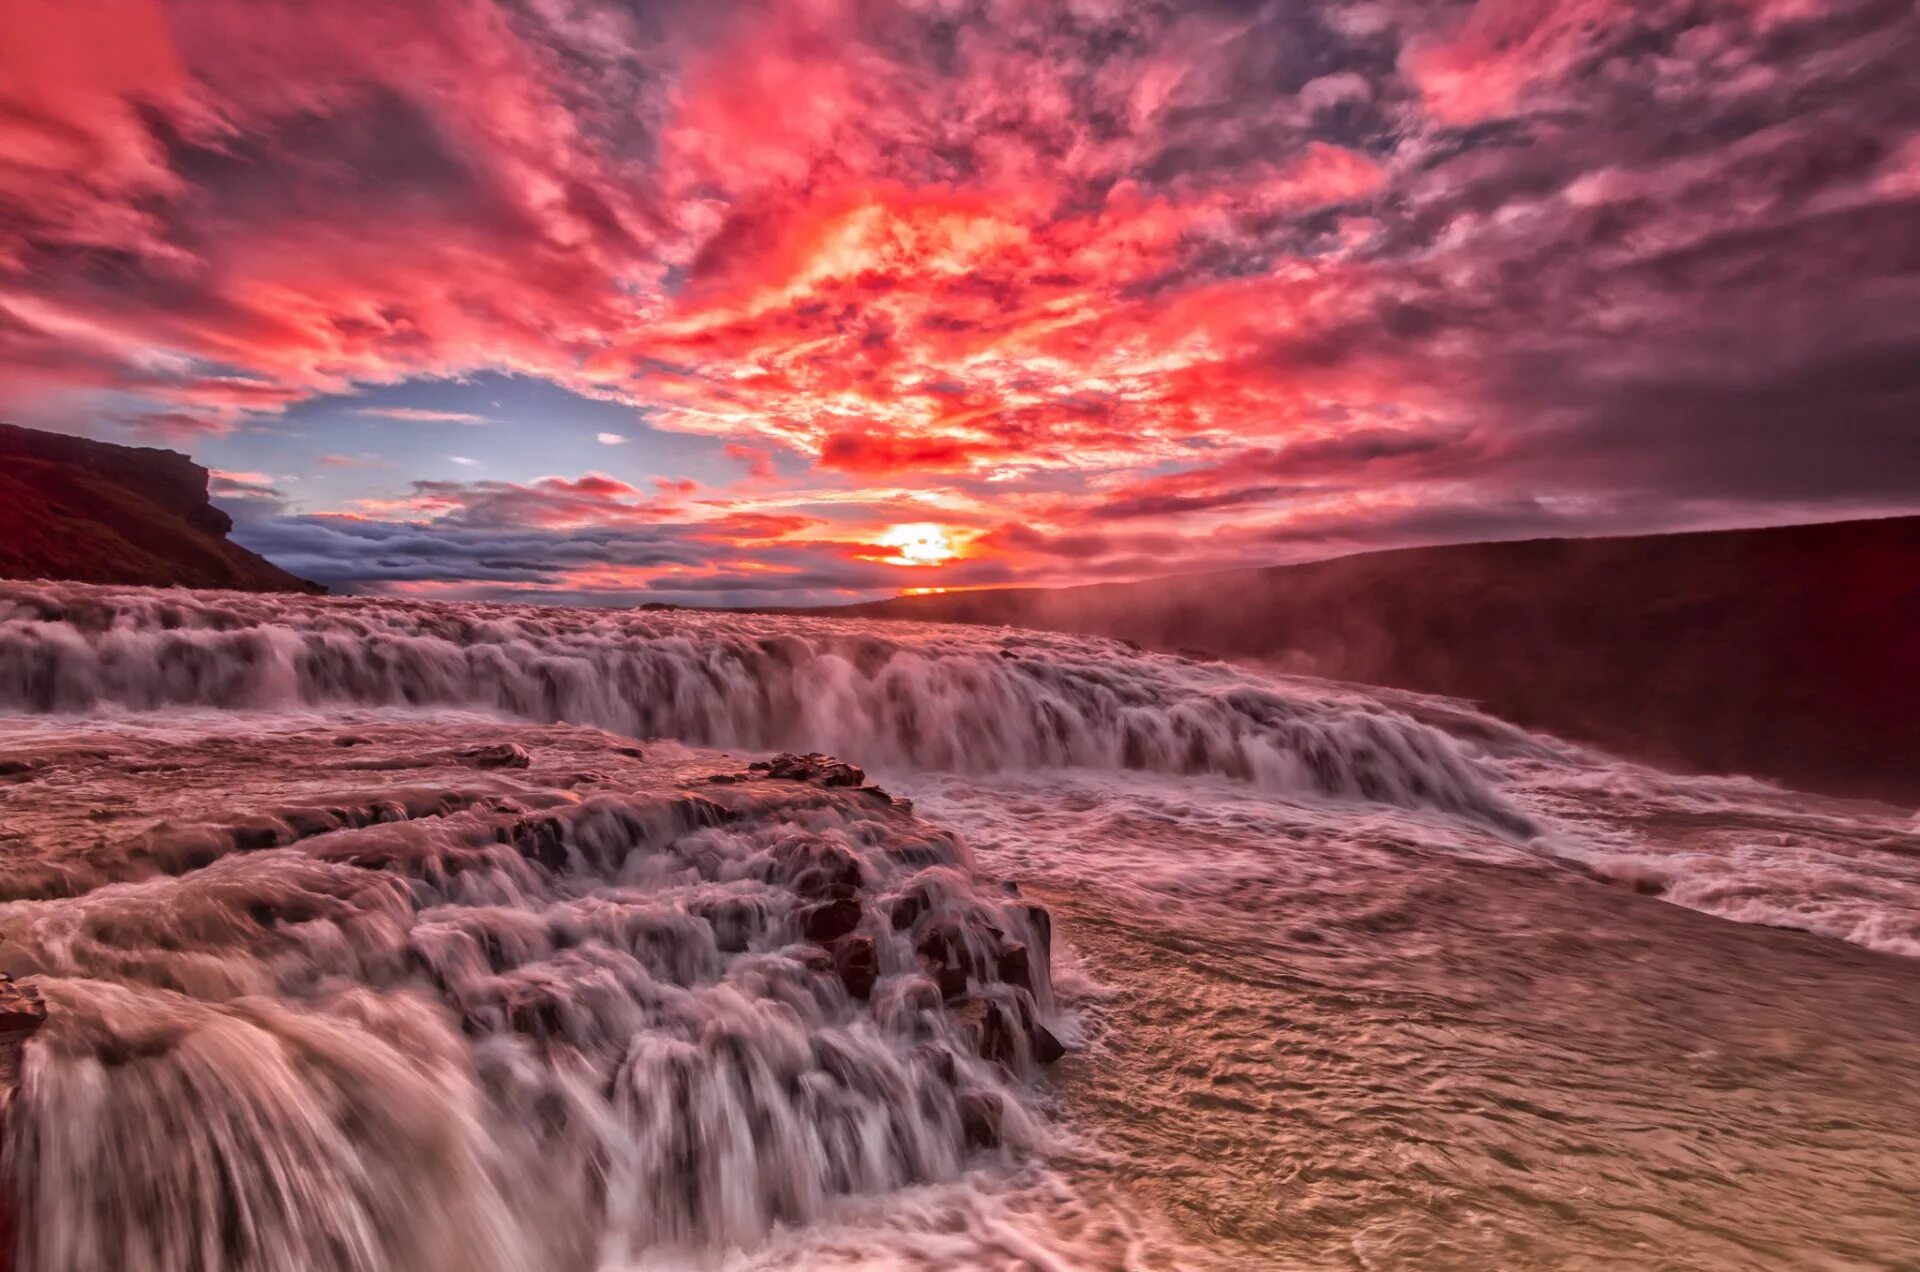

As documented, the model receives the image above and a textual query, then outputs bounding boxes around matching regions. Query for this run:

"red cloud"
[3,0,1917,597]
[819,429,980,475]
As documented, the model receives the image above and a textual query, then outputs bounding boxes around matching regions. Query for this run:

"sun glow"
[876,522,957,566]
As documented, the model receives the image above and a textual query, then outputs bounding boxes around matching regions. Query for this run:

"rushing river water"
[1,583,1917,1270]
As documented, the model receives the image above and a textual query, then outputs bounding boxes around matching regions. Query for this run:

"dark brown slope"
[837,518,1920,802]
[0,423,320,593]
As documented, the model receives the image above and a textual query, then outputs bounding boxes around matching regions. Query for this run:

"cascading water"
[0,721,1063,1272]
[6,583,1920,1270]
[0,583,1533,833]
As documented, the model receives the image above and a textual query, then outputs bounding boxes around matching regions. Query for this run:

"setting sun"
[875,522,958,566]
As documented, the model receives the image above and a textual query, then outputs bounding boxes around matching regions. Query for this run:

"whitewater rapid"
[3,583,1919,1269]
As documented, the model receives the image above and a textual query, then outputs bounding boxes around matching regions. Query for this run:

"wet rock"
[953,998,1022,1068]
[614,745,645,759]
[916,922,975,1000]
[0,758,38,779]
[691,895,765,953]
[749,753,866,787]
[959,1091,1003,1148]
[0,976,46,1094]
[799,897,862,943]
[279,807,344,838]
[889,884,931,931]
[462,742,531,769]
[0,980,47,1272]
[229,815,295,851]
[788,844,862,901]
[764,841,864,903]
[508,814,569,871]
[997,942,1034,996]
[507,995,564,1039]
[1032,1022,1067,1064]
[332,734,371,747]
[832,935,879,1000]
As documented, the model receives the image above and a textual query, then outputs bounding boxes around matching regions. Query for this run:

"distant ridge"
[832,518,1920,803]
[0,422,320,594]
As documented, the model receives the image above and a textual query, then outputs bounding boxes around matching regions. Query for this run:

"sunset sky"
[3,0,1917,603]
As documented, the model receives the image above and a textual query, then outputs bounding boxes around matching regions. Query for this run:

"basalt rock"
[0,976,45,1095]
[832,934,879,1000]
[461,742,531,769]
[997,941,1035,996]
[889,883,932,931]
[916,922,974,1001]
[959,1090,1003,1148]
[799,897,862,943]
[1,976,45,1272]
[749,753,867,787]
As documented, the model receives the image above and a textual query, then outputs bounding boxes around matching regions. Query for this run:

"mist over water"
[3,583,1919,1269]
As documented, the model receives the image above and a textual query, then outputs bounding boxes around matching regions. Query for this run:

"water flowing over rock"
[0,582,1534,834]
[0,721,1062,1271]
[0,977,45,1272]
[5,582,1920,1269]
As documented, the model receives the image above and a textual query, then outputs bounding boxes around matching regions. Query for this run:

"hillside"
[0,423,320,593]
[835,518,1920,802]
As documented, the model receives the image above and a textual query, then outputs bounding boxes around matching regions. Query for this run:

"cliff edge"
[0,423,320,593]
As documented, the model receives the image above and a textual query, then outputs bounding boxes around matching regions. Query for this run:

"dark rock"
[799,897,862,943]
[462,743,531,769]
[997,942,1033,996]
[614,745,646,759]
[914,1042,957,1086]
[832,935,879,999]
[691,896,765,953]
[769,836,864,897]
[229,816,294,852]
[279,807,344,838]
[749,753,866,787]
[916,921,973,1000]
[507,995,564,1039]
[889,884,931,931]
[0,976,46,1092]
[791,858,861,903]
[508,815,569,871]
[959,1091,1003,1148]
[1031,1021,1067,1064]
[987,1002,1024,1067]
[332,735,371,747]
